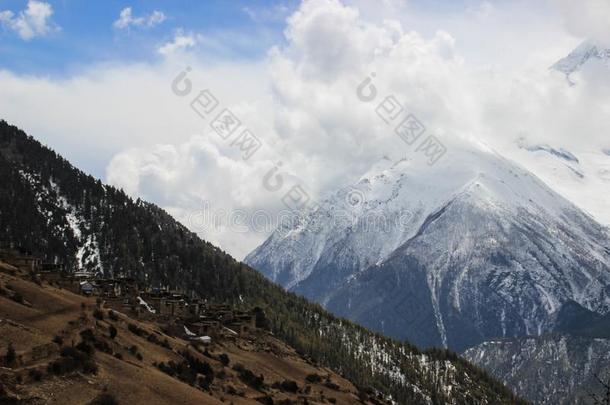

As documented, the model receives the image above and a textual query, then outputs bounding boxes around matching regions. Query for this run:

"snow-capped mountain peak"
[246,142,610,351]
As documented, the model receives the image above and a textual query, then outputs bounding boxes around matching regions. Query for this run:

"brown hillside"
[0,262,379,404]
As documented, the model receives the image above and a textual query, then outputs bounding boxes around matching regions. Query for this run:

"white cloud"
[0,0,58,40]
[466,1,495,19]
[114,7,166,29]
[551,0,610,46]
[243,3,293,23]
[106,136,279,255]
[158,30,199,55]
[0,57,274,260]
[1,0,609,259]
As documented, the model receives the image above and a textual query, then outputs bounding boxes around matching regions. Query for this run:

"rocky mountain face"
[551,40,610,78]
[453,44,610,404]
[463,300,610,404]
[246,143,610,352]
[0,120,525,404]
[463,335,610,405]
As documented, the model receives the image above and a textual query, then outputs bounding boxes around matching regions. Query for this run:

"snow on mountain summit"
[246,141,610,351]
[551,40,610,78]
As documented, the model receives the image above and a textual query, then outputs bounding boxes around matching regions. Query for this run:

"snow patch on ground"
[138,296,156,314]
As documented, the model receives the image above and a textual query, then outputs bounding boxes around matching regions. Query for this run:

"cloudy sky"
[1,0,609,258]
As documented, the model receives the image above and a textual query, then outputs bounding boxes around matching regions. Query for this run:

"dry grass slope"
[0,261,379,404]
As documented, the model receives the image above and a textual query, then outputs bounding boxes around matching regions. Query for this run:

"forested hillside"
[0,120,525,404]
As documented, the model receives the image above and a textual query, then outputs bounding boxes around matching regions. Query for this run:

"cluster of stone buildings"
[135,291,258,340]
[0,246,258,343]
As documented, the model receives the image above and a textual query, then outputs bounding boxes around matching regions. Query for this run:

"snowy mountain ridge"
[246,141,610,351]
[551,40,610,78]
[252,144,578,287]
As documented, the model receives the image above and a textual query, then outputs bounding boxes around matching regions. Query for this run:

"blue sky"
[0,0,298,75]
[0,0,571,76]
[0,0,531,76]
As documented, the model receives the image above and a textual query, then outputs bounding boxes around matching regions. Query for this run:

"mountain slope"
[246,143,610,352]
[0,120,525,404]
[463,300,610,404]
[0,261,381,405]
[0,270,223,405]
[463,334,610,405]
